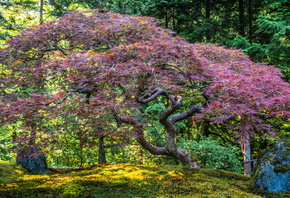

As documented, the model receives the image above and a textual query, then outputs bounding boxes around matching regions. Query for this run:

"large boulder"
[252,140,290,192]
[16,147,48,174]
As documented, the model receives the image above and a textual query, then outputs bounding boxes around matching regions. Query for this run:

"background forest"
[0,0,289,175]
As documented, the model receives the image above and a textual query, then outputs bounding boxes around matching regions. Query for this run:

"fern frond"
[256,18,287,35]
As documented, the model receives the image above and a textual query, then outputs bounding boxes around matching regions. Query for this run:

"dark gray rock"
[16,147,48,174]
[252,140,290,192]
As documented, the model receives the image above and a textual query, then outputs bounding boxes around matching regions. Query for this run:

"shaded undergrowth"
[0,161,289,198]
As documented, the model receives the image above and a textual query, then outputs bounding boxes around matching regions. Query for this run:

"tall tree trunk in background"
[248,0,253,42]
[39,0,44,24]
[171,8,176,31]
[199,120,211,137]
[241,134,251,175]
[29,122,37,145]
[205,0,211,41]
[165,9,168,29]
[239,0,245,36]
[79,145,84,168]
[98,135,106,164]
[205,0,210,19]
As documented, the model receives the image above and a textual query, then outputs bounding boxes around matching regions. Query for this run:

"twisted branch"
[138,88,201,169]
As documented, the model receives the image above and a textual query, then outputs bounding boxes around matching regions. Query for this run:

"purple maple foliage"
[0,10,289,170]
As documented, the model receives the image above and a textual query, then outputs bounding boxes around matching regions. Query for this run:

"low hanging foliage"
[0,9,289,168]
[177,136,243,173]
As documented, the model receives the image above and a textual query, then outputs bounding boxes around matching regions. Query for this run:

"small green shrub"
[177,136,243,173]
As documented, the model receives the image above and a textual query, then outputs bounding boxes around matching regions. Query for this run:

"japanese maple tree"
[1,9,289,171]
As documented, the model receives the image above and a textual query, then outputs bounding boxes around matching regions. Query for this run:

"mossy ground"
[0,161,289,198]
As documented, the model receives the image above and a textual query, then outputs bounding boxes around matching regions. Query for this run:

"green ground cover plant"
[1,161,289,198]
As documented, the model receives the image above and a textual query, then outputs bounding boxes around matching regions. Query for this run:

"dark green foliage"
[177,137,243,173]
[0,126,15,162]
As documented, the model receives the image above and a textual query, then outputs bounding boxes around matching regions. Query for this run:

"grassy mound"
[0,161,288,198]
[0,161,26,184]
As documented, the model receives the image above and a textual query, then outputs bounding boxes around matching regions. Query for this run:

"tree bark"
[130,88,201,169]
[248,0,253,41]
[205,0,211,41]
[165,9,169,29]
[29,122,37,145]
[205,0,210,19]
[115,88,201,169]
[98,135,106,164]
[116,113,167,156]
[39,0,44,24]
[241,135,251,175]
[238,0,245,36]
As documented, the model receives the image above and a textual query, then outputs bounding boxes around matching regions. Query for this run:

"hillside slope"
[0,161,286,198]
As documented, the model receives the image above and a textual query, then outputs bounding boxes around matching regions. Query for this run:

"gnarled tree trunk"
[117,88,201,169]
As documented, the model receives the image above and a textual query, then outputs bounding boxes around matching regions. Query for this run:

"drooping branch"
[41,46,68,56]
[112,108,167,156]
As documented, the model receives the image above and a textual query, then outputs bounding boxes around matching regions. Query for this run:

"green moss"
[0,161,27,184]
[0,161,284,198]
[273,165,290,173]
[253,188,290,198]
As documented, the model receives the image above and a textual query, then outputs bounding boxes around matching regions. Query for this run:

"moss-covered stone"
[16,147,48,174]
[252,139,290,192]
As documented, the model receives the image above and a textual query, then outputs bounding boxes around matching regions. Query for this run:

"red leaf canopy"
[1,9,289,140]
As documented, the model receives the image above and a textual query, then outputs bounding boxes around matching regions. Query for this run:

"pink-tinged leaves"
[0,9,289,143]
